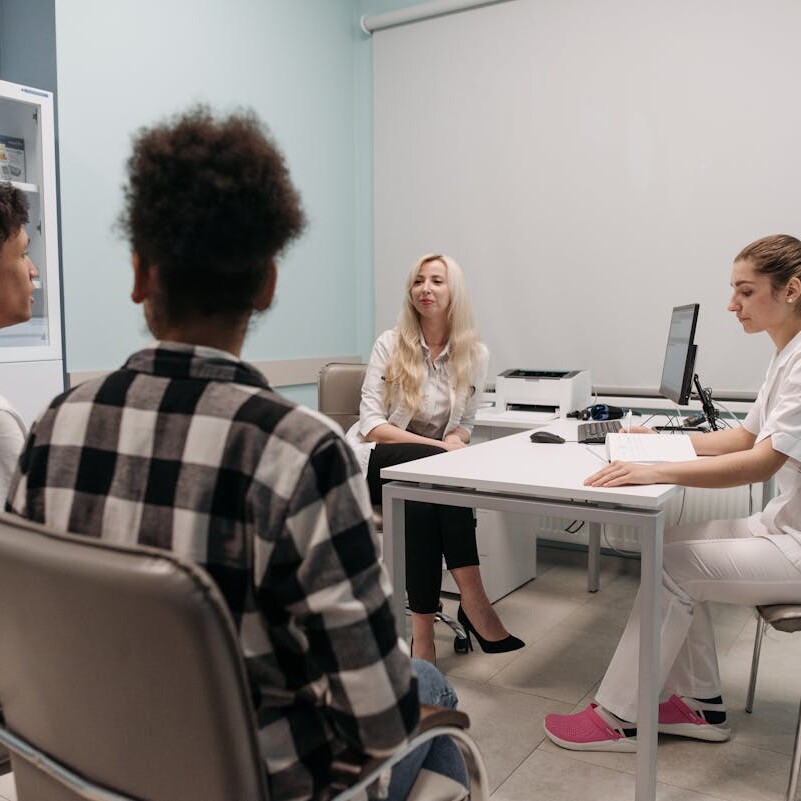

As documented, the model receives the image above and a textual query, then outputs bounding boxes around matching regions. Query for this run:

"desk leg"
[636,512,663,801]
[588,522,601,593]
[382,485,407,632]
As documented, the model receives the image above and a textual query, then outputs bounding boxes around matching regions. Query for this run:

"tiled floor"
[434,546,801,801]
[0,545,798,801]
[0,771,13,801]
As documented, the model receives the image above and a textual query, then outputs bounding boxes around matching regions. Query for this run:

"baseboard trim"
[69,354,361,389]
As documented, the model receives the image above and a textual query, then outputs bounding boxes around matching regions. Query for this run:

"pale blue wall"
[2,0,423,407]
[54,0,369,405]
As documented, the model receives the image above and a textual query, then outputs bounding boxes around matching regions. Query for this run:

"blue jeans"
[386,659,467,800]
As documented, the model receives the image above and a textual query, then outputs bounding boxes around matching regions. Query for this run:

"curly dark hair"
[0,182,29,243]
[118,105,306,320]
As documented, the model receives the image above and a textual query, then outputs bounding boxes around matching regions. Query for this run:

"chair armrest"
[326,705,487,801]
[418,704,470,732]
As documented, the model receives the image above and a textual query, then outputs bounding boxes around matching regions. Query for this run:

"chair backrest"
[0,512,267,801]
[318,362,368,432]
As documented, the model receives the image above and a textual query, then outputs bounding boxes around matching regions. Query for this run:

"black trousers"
[366,443,479,614]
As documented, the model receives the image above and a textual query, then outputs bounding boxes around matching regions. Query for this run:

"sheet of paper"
[606,433,697,463]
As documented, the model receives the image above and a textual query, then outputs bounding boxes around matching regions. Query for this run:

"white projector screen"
[372,0,801,396]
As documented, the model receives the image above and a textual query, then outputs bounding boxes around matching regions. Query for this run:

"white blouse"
[346,328,489,474]
[0,393,26,500]
[744,328,801,566]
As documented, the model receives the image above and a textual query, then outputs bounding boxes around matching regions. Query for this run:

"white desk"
[469,415,635,595]
[381,427,680,801]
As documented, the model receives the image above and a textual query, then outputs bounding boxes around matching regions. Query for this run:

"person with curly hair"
[348,254,524,664]
[8,107,466,801]
[0,182,35,495]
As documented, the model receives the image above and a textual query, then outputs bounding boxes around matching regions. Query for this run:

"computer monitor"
[659,303,699,405]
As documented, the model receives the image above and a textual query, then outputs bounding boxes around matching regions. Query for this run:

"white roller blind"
[372,0,801,395]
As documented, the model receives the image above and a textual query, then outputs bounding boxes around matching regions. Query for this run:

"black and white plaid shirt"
[8,342,418,801]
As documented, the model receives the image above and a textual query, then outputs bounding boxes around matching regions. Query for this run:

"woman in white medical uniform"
[545,233,801,751]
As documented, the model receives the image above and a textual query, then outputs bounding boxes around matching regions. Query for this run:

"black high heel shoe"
[454,605,525,654]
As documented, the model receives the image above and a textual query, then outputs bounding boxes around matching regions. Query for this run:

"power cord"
[601,525,640,557]
[673,486,687,526]
[714,399,741,430]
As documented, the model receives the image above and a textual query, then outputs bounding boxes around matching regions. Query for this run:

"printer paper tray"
[476,408,558,426]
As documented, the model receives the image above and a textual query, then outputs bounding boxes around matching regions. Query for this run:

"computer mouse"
[530,431,565,444]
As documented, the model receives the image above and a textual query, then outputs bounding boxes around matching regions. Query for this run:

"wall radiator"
[536,484,761,553]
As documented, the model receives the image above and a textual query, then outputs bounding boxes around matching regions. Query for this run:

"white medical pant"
[595,518,801,722]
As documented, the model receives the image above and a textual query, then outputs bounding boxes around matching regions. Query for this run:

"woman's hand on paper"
[584,460,661,487]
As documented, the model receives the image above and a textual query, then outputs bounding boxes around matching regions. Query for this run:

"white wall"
[370,0,800,395]
[354,0,423,359]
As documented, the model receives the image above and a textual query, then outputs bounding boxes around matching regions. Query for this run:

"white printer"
[493,369,592,418]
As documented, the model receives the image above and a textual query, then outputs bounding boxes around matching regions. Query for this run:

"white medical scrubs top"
[744,328,801,567]
[0,393,26,500]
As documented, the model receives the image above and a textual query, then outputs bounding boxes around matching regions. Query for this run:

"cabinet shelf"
[10,180,39,194]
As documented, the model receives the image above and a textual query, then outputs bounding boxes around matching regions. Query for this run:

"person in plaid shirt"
[7,107,465,801]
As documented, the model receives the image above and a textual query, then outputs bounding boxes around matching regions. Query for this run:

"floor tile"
[447,676,569,793]
[0,772,15,801]
[490,748,723,801]
[535,734,790,801]
[488,626,620,703]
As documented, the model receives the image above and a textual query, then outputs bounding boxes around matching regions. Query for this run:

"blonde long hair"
[384,254,481,415]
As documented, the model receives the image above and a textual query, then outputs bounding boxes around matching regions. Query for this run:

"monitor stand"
[693,373,720,430]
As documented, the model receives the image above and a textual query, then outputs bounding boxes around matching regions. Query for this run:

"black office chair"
[317,362,468,651]
[0,512,488,801]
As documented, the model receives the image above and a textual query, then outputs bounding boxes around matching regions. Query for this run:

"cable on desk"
[581,443,610,465]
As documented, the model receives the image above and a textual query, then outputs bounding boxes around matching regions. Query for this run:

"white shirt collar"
[773,328,801,370]
[420,334,451,363]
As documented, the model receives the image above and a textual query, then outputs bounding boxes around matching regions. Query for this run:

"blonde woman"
[348,254,523,664]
